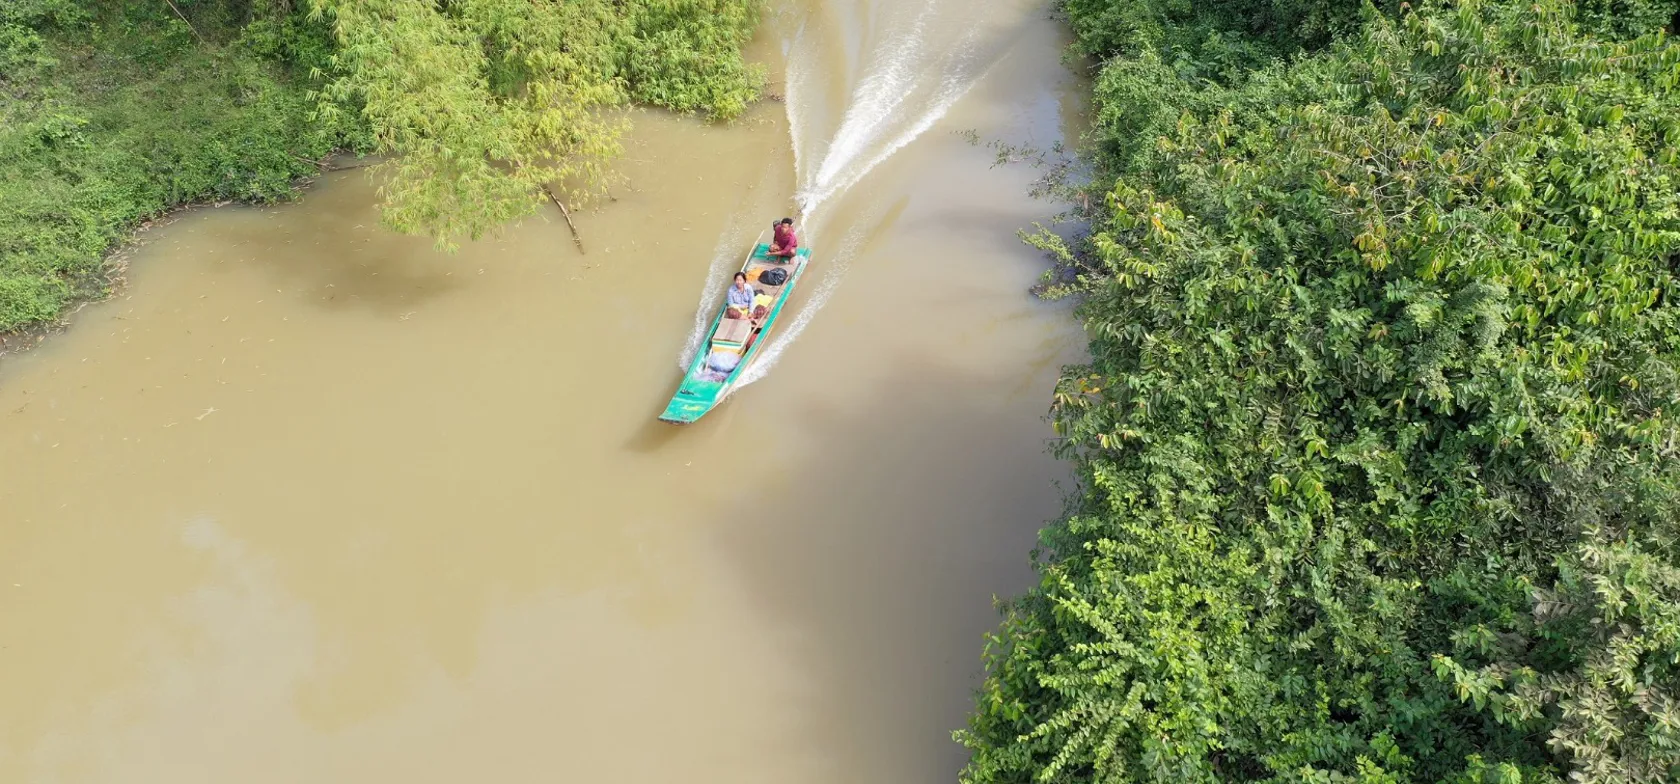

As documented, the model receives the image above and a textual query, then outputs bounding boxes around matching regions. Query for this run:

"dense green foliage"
[308,0,764,245]
[959,0,1680,781]
[1060,0,1373,81]
[0,0,365,332]
[0,0,763,333]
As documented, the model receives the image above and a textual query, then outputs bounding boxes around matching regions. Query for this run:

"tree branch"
[163,0,206,45]
[542,185,585,254]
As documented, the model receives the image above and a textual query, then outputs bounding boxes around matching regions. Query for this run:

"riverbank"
[0,2,366,336]
[0,206,174,359]
[957,0,1680,781]
[0,0,769,340]
[0,151,386,360]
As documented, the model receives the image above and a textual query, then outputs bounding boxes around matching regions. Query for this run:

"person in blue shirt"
[726,272,754,315]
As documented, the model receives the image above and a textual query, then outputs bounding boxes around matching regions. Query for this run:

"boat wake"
[679,204,771,369]
[734,218,873,387]
[681,1,1006,388]
[791,4,990,225]
[686,1,997,386]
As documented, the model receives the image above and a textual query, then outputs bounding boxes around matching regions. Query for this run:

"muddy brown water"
[0,1,1084,781]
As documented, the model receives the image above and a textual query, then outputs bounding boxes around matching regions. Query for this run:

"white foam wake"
[794,4,990,223]
[686,0,996,382]
[795,4,933,214]
[680,221,764,369]
[799,66,982,225]
[785,16,812,185]
[734,220,873,388]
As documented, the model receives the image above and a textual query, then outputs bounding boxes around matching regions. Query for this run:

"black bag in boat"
[759,267,788,286]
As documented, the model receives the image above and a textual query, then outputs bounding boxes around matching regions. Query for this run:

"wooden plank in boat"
[714,318,753,345]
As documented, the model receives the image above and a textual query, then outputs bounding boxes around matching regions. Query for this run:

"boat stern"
[658,378,725,424]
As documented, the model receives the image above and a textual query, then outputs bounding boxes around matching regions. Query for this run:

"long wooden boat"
[658,241,812,424]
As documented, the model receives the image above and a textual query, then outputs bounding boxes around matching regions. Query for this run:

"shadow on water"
[624,417,686,452]
[708,353,1067,783]
[272,249,467,317]
[221,173,476,318]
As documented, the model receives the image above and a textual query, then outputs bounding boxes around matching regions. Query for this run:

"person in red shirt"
[768,217,797,261]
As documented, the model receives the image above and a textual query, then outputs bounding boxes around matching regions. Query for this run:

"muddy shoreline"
[0,154,374,364]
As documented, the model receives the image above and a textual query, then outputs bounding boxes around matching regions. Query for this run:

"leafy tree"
[960,0,1680,781]
[1059,0,1381,80]
[0,0,764,332]
[307,0,764,247]
[619,0,766,118]
[1574,0,1680,39]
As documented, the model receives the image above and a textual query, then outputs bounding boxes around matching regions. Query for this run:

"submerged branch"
[542,185,585,254]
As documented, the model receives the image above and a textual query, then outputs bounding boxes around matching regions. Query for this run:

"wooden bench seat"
[713,317,753,346]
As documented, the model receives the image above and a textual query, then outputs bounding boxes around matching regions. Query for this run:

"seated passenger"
[768,217,797,261]
[725,272,754,317]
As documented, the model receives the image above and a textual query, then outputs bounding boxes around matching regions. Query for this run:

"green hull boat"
[659,242,811,424]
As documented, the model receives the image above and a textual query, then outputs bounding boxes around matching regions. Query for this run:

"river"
[0,1,1083,781]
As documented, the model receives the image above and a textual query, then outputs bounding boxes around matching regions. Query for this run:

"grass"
[0,4,368,333]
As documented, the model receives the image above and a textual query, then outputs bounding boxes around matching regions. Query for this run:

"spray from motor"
[679,200,771,368]
[684,1,996,382]
[791,3,989,225]
[735,217,876,386]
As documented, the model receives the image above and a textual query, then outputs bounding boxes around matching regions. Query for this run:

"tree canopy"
[0,0,365,331]
[308,0,765,246]
[0,0,764,332]
[959,0,1680,781]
